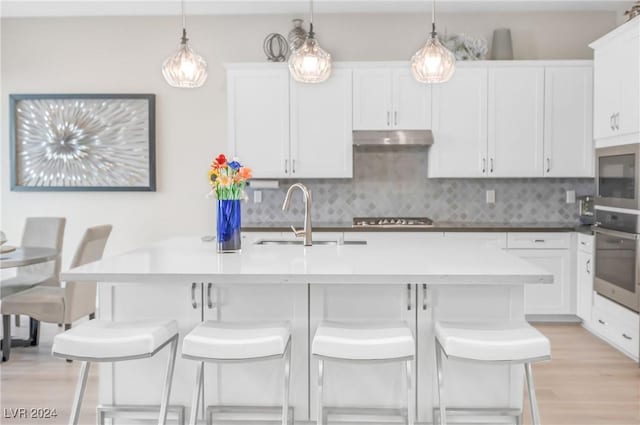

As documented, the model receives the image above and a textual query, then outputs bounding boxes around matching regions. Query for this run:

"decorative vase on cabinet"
[208,153,253,253]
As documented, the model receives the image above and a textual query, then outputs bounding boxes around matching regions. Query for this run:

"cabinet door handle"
[191,282,198,309]
[490,158,494,173]
[284,159,288,174]
[622,333,632,340]
[407,284,412,311]
[387,111,391,127]
[394,111,398,126]
[598,319,606,325]
[292,159,296,174]
[422,284,428,310]
[615,112,620,130]
[482,158,486,174]
[546,158,551,173]
[610,114,615,131]
[207,282,214,309]
[586,259,591,274]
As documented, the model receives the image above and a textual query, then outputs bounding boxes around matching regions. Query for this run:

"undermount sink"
[254,239,367,246]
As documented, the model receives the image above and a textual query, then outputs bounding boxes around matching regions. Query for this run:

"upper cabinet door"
[593,44,620,140]
[618,34,640,137]
[544,66,594,177]
[488,67,544,177]
[428,67,488,178]
[392,69,431,130]
[290,68,353,178]
[353,69,393,130]
[227,68,290,178]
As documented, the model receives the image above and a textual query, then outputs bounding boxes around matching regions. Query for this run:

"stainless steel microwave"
[596,144,640,210]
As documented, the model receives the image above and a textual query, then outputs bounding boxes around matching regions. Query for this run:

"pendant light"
[288,0,332,83]
[162,0,208,88]
[410,0,456,83]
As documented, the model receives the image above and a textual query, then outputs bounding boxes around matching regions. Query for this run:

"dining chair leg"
[63,324,73,363]
[158,337,178,425]
[29,318,40,346]
[189,361,204,425]
[2,315,11,362]
[69,361,91,425]
[317,359,324,425]
[525,363,541,425]
[282,344,291,425]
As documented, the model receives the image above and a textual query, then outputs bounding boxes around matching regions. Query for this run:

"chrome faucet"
[282,183,313,246]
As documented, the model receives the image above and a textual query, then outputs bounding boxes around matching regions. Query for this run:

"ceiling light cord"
[309,0,315,38]
[431,0,437,36]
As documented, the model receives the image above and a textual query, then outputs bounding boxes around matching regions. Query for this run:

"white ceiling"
[0,0,634,18]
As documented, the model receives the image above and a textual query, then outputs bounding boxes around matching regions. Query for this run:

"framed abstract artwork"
[10,94,156,191]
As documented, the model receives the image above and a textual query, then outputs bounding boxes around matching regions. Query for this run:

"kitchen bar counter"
[62,236,552,285]
[243,221,584,233]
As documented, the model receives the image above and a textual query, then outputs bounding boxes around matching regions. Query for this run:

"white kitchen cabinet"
[591,294,639,360]
[591,19,640,142]
[290,68,353,178]
[309,284,417,418]
[428,67,488,178]
[576,234,594,322]
[543,67,594,177]
[227,66,290,178]
[203,284,309,419]
[510,249,573,315]
[488,67,545,177]
[353,67,431,130]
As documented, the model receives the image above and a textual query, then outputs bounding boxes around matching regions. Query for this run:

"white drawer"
[616,321,639,358]
[507,232,571,249]
[444,232,507,249]
[593,293,639,328]
[577,233,594,253]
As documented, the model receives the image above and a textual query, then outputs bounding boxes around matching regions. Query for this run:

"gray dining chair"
[1,217,66,299]
[1,225,112,362]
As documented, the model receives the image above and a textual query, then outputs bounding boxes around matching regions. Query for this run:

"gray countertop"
[244,221,594,233]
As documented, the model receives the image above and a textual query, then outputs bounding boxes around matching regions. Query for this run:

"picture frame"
[9,93,156,191]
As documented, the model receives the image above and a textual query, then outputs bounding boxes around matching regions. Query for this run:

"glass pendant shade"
[411,34,456,83]
[162,29,208,88]
[289,37,332,83]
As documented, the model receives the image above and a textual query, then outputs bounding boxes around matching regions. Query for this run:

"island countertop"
[62,236,553,285]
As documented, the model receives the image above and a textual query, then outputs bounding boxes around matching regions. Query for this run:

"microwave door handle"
[593,227,639,240]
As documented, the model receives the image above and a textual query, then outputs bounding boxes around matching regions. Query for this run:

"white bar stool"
[52,319,180,425]
[181,321,293,425]
[434,320,551,425]
[311,321,415,425]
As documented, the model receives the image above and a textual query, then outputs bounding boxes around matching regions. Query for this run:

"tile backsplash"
[243,147,594,224]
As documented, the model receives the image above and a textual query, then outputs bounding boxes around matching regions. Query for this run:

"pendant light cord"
[309,0,315,38]
[180,0,188,43]
[431,0,437,36]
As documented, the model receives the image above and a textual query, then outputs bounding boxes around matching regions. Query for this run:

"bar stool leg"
[189,361,205,425]
[282,344,291,425]
[69,361,91,425]
[317,359,324,425]
[158,337,178,425]
[405,360,414,425]
[525,363,541,425]
[435,342,447,425]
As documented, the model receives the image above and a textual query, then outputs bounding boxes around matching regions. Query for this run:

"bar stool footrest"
[97,404,185,425]
[432,407,523,424]
[322,406,408,423]
[206,405,294,425]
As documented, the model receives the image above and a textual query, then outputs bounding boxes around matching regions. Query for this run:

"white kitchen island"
[61,233,553,425]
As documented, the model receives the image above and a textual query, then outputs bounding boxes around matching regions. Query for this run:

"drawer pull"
[598,319,606,325]
[622,333,632,340]
[534,239,546,243]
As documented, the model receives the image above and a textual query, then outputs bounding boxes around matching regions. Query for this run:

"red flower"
[215,154,227,167]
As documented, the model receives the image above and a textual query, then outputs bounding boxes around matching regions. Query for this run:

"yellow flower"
[208,169,218,185]
[218,175,232,187]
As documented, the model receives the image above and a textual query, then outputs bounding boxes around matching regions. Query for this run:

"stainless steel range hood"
[352,130,433,147]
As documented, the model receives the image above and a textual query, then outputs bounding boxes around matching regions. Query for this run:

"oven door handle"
[593,227,639,240]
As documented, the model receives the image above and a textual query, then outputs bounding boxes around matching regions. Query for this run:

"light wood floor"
[0,323,638,425]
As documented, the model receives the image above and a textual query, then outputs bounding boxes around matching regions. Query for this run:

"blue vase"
[217,200,241,253]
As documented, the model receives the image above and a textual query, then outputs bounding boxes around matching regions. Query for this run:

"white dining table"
[0,247,59,269]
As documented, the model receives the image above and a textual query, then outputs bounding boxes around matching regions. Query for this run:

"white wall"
[0,12,617,267]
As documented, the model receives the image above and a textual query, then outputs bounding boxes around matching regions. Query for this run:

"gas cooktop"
[352,217,435,227]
